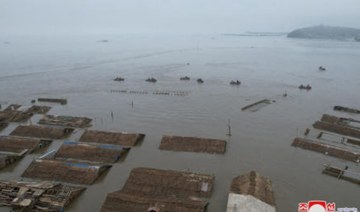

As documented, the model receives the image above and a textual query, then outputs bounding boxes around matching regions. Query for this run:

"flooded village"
[0,66,360,212]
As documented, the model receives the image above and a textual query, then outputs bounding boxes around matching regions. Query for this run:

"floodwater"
[0,34,359,211]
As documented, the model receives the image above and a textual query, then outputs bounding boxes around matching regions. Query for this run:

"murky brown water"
[0,34,359,211]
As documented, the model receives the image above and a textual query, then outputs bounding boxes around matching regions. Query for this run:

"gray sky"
[1,0,360,35]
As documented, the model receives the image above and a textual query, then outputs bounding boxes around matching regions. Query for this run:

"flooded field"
[0,34,359,211]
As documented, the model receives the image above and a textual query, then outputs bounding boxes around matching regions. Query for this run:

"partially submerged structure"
[0,180,84,211]
[322,164,360,185]
[80,130,145,146]
[39,115,92,128]
[241,99,271,112]
[26,105,51,114]
[0,122,7,132]
[0,152,27,170]
[334,105,360,114]
[10,125,74,140]
[22,159,111,185]
[292,137,360,163]
[0,136,52,154]
[54,141,129,163]
[37,98,67,105]
[0,110,32,122]
[227,171,276,212]
[101,167,215,212]
[3,104,21,111]
[313,114,360,139]
[159,135,226,154]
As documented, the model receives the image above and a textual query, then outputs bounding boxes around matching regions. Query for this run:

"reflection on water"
[0,34,360,211]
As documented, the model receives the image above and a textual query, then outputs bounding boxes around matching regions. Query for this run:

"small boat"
[114,77,125,81]
[145,78,157,83]
[319,66,326,71]
[230,80,241,85]
[298,84,312,90]
[197,78,204,84]
[180,76,190,81]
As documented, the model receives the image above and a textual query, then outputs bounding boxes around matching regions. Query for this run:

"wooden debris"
[10,125,74,140]
[38,115,92,128]
[159,135,226,154]
[101,167,214,212]
[80,130,145,146]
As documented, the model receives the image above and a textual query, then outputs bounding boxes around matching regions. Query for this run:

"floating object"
[292,137,360,163]
[241,99,271,112]
[180,76,190,80]
[319,66,326,71]
[22,159,112,185]
[38,98,67,105]
[10,125,74,140]
[113,77,125,81]
[197,78,204,83]
[80,130,145,147]
[39,115,92,128]
[227,171,276,212]
[0,136,52,154]
[159,135,226,154]
[0,180,85,211]
[54,141,130,163]
[322,164,360,185]
[298,84,312,90]
[334,106,360,114]
[145,78,157,83]
[230,80,241,85]
[101,167,214,212]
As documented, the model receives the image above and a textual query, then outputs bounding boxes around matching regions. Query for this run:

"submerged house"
[0,180,84,211]
[101,167,215,212]
[226,171,276,212]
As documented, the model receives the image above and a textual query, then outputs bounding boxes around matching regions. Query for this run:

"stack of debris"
[226,171,276,212]
[101,167,215,212]
[0,180,84,211]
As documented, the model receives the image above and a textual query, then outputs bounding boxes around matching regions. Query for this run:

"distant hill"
[288,25,360,41]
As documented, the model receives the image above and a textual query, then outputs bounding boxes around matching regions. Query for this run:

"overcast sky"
[1,0,360,35]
